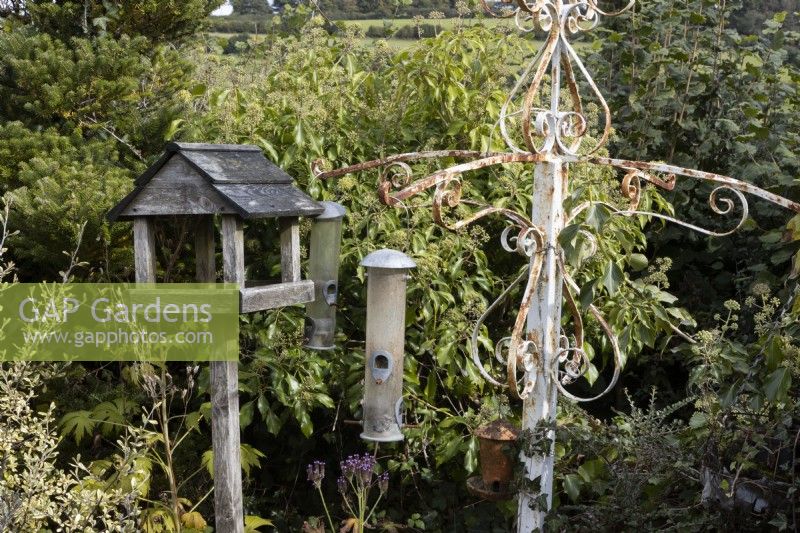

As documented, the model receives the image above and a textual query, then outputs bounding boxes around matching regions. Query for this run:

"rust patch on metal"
[472,419,519,500]
[589,156,800,212]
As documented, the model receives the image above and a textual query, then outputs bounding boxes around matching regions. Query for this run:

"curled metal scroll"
[569,187,749,238]
[469,225,546,400]
[555,259,623,403]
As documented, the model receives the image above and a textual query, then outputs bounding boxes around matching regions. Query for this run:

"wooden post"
[213,215,245,533]
[133,217,157,283]
[279,217,301,282]
[195,216,216,282]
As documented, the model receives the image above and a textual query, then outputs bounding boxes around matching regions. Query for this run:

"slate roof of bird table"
[108,142,323,220]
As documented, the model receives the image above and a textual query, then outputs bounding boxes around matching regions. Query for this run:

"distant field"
[209,17,561,52]
[338,17,526,50]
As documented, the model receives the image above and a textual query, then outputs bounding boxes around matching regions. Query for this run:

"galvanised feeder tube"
[304,201,346,350]
[359,249,416,442]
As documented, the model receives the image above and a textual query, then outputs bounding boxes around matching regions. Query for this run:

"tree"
[232,0,272,15]
[590,1,800,314]
[0,1,221,278]
[6,1,224,43]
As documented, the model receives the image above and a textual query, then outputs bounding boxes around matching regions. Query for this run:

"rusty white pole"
[518,160,566,531]
[518,21,565,529]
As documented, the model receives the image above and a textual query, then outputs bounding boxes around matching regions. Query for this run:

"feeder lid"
[474,419,519,441]
[360,249,416,270]
[314,201,347,220]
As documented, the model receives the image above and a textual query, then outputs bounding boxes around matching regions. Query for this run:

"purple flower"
[307,460,325,490]
[378,472,389,495]
[340,455,358,481]
[337,476,347,494]
[340,453,378,487]
[357,454,375,485]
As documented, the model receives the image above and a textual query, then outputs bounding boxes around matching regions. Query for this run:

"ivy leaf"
[265,411,283,435]
[239,400,254,429]
[436,435,463,466]
[586,204,611,231]
[628,253,649,271]
[577,459,605,483]
[579,282,595,309]
[563,473,582,502]
[689,412,708,429]
[244,515,274,532]
[295,407,314,438]
[763,367,791,402]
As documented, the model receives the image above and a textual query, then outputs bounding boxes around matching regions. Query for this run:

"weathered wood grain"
[195,216,216,282]
[212,184,323,219]
[168,142,261,152]
[240,280,314,313]
[279,217,301,282]
[210,360,243,533]
[133,217,157,283]
[110,145,323,221]
[212,214,245,533]
[221,215,245,285]
[180,150,292,184]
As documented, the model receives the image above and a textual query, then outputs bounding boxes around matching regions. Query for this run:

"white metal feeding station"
[314,0,800,530]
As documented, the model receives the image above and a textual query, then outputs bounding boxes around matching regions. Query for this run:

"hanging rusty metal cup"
[474,419,519,495]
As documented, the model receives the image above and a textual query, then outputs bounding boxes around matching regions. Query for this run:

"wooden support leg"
[195,216,216,283]
[279,217,301,282]
[133,218,157,283]
[213,215,244,533]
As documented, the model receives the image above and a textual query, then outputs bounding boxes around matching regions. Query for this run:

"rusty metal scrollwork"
[312,0,800,405]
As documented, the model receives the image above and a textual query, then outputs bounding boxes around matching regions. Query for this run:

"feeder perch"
[359,249,416,442]
[467,419,519,501]
[304,201,346,350]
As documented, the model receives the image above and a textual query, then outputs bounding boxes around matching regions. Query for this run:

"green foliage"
[288,0,462,19]
[60,396,139,444]
[23,0,224,43]
[225,33,253,54]
[0,122,131,276]
[232,0,273,15]
[551,284,800,531]
[590,4,800,312]
[0,1,797,530]
[0,0,216,278]
[730,0,799,35]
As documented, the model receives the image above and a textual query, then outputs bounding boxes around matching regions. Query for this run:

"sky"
[211,2,234,16]
[211,1,275,16]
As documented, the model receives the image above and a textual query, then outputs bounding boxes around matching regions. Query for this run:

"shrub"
[224,33,252,54]
[394,22,443,39]
[0,363,145,532]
